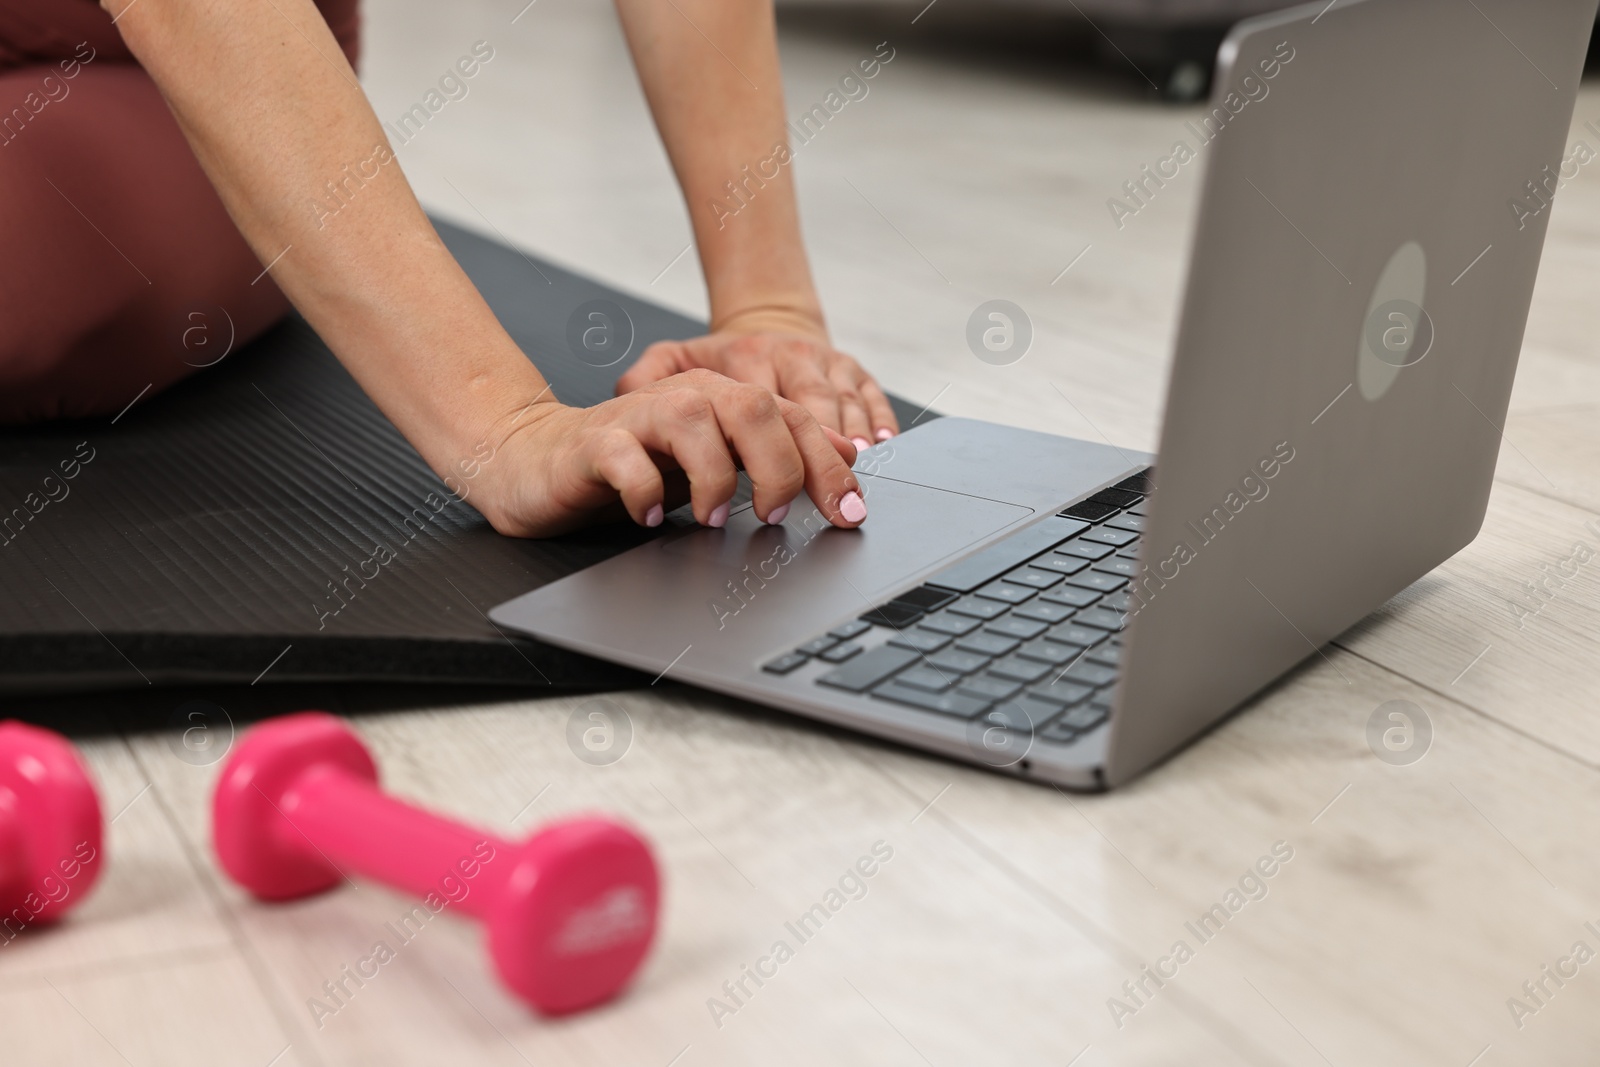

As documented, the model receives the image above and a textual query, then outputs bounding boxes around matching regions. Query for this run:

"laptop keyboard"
[762,470,1152,748]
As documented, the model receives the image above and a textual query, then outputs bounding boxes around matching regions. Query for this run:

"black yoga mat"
[0,219,929,694]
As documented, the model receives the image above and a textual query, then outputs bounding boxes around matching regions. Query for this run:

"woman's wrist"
[428,380,565,509]
[709,299,829,342]
[442,375,560,468]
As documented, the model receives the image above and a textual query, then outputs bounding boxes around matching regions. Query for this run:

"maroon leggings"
[0,0,360,423]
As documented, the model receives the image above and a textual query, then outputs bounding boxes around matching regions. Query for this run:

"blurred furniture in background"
[778,0,1305,99]
[1067,0,1302,98]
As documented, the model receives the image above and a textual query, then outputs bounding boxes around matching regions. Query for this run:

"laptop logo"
[1357,241,1433,401]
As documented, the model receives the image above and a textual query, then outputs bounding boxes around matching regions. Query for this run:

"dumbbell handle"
[283,765,509,922]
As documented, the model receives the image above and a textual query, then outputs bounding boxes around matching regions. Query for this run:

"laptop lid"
[1105,0,1598,784]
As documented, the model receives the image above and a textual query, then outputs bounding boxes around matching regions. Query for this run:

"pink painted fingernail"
[766,502,790,525]
[876,428,893,441]
[708,502,730,528]
[644,504,664,528]
[839,491,867,524]
[851,436,872,452]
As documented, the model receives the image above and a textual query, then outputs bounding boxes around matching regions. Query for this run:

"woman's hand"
[615,308,900,451]
[472,369,868,538]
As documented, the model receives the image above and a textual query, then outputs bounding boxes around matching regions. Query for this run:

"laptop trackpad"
[657,474,1032,610]
[490,472,1036,667]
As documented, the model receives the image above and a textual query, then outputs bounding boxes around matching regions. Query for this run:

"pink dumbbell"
[211,712,659,1015]
[0,721,104,931]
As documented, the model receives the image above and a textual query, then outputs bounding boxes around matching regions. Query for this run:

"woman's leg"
[0,61,291,422]
[0,0,361,423]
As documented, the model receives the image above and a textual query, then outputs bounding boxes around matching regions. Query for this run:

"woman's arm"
[612,0,900,446]
[106,0,868,534]
[110,0,537,471]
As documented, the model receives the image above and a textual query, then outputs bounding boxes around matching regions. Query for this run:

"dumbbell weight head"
[0,721,104,926]
[212,714,375,900]
[489,817,658,1015]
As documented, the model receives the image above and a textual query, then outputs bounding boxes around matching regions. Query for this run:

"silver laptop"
[493,0,1597,789]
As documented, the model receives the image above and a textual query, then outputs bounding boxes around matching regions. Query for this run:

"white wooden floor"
[8,2,1600,1064]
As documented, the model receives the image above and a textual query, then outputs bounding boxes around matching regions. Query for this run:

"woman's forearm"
[109,0,550,471]
[612,0,825,336]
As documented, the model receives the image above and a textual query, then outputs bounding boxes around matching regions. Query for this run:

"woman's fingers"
[777,357,844,439]
[634,382,741,526]
[777,398,867,528]
[821,425,860,466]
[705,383,806,524]
[578,370,869,532]
[669,376,860,529]
[825,356,874,448]
[615,340,693,396]
[624,332,898,454]
[586,429,666,527]
[857,372,900,441]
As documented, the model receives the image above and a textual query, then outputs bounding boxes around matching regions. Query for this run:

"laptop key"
[987,655,1052,684]
[1092,557,1140,579]
[1101,591,1133,612]
[976,581,1036,605]
[1013,600,1076,624]
[887,629,952,654]
[896,665,961,692]
[1053,704,1111,733]
[762,652,809,675]
[955,632,1021,657]
[985,616,1049,641]
[946,596,1009,620]
[1046,623,1108,648]
[816,645,920,693]
[1081,526,1138,548]
[1026,680,1095,707]
[1057,540,1116,561]
[918,611,982,636]
[1075,607,1127,632]
[895,585,961,613]
[1041,712,1107,744]
[1056,703,1107,729]
[1115,470,1154,494]
[819,641,864,663]
[1061,660,1119,687]
[828,619,873,641]
[1003,569,1061,590]
[861,602,924,629]
[1039,722,1081,744]
[925,648,992,674]
[982,699,1056,732]
[957,675,1023,703]
[1060,499,1119,523]
[871,683,991,719]
[1014,638,1076,666]
[923,516,1089,593]
[1105,514,1146,534]
[1030,555,1092,576]
[1040,585,1101,609]
[1066,572,1128,594]
[1089,487,1142,510]
[1086,643,1122,668]
[796,635,838,656]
